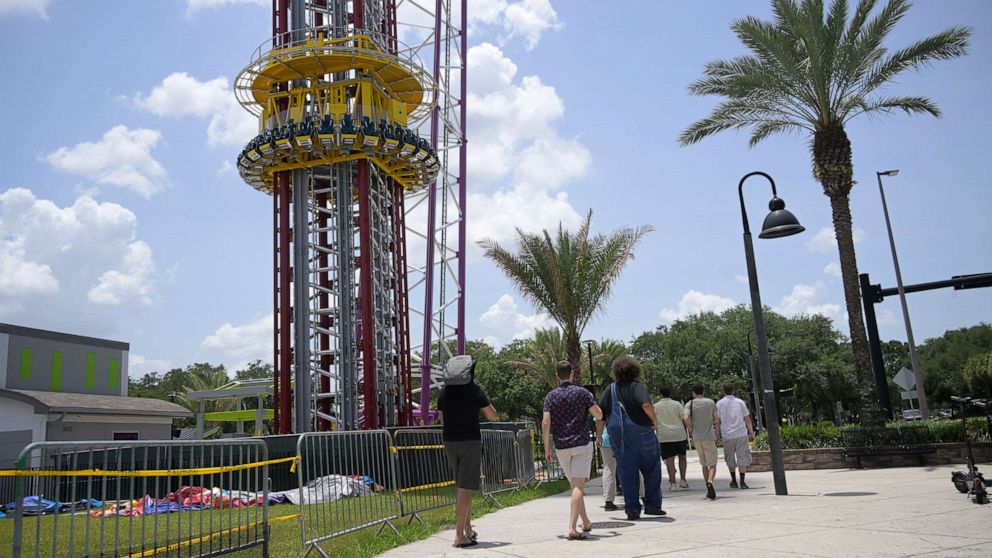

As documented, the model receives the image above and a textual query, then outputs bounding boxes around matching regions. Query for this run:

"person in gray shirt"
[683,384,720,500]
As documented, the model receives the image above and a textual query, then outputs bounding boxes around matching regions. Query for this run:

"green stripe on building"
[51,352,63,392]
[19,348,32,380]
[85,352,96,390]
[109,359,120,390]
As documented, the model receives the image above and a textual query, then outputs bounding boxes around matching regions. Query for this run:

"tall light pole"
[876,170,929,419]
[739,171,805,496]
[746,329,768,434]
[583,340,596,387]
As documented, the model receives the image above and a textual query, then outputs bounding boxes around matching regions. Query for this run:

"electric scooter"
[949,396,989,505]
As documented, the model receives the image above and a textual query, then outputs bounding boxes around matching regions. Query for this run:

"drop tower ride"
[234,0,467,433]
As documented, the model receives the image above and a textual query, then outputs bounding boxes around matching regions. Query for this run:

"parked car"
[902,409,923,420]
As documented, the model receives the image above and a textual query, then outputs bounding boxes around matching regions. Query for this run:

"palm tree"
[480,211,652,371]
[506,328,571,389]
[679,0,970,422]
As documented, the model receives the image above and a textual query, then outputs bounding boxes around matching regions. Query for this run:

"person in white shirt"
[653,387,688,492]
[715,384,755,489]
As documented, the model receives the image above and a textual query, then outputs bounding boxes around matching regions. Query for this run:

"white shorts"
[556,443,594,480]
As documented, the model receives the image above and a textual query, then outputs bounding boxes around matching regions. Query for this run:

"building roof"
[0,323,129,351]
[0,389,192,418]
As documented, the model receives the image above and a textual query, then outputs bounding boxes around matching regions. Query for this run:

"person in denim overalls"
[597,357,665,520]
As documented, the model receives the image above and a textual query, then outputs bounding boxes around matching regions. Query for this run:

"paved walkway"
[380,463,992,557]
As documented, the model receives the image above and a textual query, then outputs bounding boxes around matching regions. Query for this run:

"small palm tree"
[480,211,652,371]
[506,328,572,389]
[679,0,970,421]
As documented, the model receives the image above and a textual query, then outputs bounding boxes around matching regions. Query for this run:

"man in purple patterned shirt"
[543,361,603,540]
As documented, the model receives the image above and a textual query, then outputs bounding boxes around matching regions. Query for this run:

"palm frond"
[843,95,941,122]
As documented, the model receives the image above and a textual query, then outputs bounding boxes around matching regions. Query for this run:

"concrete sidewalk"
[380,464,991,557]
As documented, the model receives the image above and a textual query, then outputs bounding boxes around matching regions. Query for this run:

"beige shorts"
[695,439,718,468]
[556,443,593,480]
[723,437,752,469]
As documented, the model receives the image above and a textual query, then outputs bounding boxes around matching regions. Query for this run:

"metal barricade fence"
[296,430,398,557]
[391,429,455,522]
[514,430,536,486]
[480,430,519,507]
[9,439,273,558]
[532,434,565,486]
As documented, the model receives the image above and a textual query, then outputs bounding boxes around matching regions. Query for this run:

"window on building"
[112,432,139,441]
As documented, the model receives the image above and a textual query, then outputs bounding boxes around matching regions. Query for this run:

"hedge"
[751,418,990,450]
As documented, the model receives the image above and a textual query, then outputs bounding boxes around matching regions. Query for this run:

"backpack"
[437,355,475,385]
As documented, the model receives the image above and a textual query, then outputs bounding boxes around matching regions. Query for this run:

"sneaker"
[679,480,689,489]
[729,480,739,489]
[604,501,618,511]
[626,509,641,520]
[740,481,750,489]
[644,507,666,516]
[706,482,716,500]
[669,482,677,492]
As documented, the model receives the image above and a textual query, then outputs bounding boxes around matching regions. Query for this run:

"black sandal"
[454,540,478,548]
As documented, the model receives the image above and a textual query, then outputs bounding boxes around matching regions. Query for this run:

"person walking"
[437,357,498,548]
[594,417,619,511]
[596,417,645,511]
[654,387,689,491]
[543,361,603,540]
[716,384,755,489]
[597,357,664,520]
[684,384,719,500]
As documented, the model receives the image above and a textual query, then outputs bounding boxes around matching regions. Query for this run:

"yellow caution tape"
[396,480,455,494]
[0,455,299,478]
[123,513,302,558]
[389,444,445,453]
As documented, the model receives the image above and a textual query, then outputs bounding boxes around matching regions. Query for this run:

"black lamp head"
[759,197,805,239]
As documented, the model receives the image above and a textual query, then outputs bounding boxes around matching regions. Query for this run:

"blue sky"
[0,0,989,377]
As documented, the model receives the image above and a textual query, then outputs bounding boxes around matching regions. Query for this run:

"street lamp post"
[876,170,929,419]
[746,329,767,435]
[738,171,805,496]
[583,340,596,387]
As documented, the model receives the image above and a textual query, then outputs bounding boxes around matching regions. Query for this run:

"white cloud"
[0,188,160,324]
[465,43,588,246]
[470,0,563,50]
[734,274,748,284]
[479,294,553,345]
[134,72,257,148]
[45,126,167,198]
[129,354,175,377]
[660,290,736,323]
[0,0,48,18]
[774,282,842,322]
[185,0,265,16]
[806,226,865,254]
[878,309,899,326]
[87,241,156,306]
[202,314,273,360]
[0,248,58,299]
[823,261,842,278]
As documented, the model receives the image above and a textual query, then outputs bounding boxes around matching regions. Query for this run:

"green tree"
[630,306,857,420]
[479,211,651,370]
[235,360,273,381]
[474,339,547,423]
[920,323,992,405]
[679,0,971,422]
[964,352,992,397]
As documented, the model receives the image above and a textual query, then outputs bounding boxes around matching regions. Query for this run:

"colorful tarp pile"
[88,486,286,517]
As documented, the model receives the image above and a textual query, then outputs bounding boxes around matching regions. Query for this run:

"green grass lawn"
[0,480,569,558]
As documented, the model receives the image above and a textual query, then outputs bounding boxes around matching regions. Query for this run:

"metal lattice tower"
[235,0,466,432]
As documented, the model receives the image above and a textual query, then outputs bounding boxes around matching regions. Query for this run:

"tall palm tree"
[679,0,970,422]
[480,211,652,371]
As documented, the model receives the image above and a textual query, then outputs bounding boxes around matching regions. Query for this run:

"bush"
[752,418,990,450]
